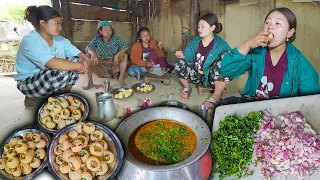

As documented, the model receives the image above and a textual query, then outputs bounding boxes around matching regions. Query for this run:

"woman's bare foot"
[179,88,192,99]
[118,76,124,87]
[161,68,166,72]
[82,82,101,90]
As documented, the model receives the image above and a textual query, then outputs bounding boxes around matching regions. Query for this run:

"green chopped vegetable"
[211,111,262,179]
[79,151,86,157]
[201,138,208,142]
[36,151,40,158]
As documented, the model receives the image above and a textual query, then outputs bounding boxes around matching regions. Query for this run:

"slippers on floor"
[203,97,220,108]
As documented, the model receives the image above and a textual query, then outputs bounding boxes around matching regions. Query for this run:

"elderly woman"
[83,21,129,89]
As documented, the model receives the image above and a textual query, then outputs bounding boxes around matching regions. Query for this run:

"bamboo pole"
[190,0,200,37]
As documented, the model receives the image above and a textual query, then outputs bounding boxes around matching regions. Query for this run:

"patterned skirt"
[174,59,232,85]
[17,68,79,98]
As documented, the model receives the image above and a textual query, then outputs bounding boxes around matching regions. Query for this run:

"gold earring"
[286,38,289,42]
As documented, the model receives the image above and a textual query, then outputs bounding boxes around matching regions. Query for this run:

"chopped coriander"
[211,112,262,179]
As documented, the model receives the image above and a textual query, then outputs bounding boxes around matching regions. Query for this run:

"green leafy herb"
[79,151,86,157]
[36,151,40,158]
[201,138,208,142]
[211,112,262,179]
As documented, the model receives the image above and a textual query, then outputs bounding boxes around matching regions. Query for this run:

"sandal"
[180,88,192,99]
[203,97,220,108]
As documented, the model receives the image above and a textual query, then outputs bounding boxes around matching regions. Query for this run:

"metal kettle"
[96,92,115,121]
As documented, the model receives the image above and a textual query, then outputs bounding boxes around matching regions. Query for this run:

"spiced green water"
[129,120,197,165]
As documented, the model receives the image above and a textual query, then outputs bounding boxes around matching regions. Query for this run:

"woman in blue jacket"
[221,7,320,103]
[174,13,232,108]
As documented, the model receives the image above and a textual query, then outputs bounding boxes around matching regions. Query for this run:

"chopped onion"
[253,112,320,179]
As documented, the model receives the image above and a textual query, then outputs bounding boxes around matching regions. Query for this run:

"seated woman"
[128,27,173,79]
[14,5,90,106]
[83,21,129,89]
[174,13,232,108]
[220,7,320,104]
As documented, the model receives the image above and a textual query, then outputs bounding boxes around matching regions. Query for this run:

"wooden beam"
[190,0,200,37]
[69,0,118,8]
[60,0,73,39]
[69,3,131,22]
[51,0,61,15]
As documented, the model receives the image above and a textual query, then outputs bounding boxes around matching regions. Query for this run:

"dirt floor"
[0,71,248,179]
[0,72,245,143]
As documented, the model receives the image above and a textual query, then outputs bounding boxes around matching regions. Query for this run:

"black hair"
[200,13,222,34]
[24,5,60,30]
[265,7,297,42]
[137,27,150,42]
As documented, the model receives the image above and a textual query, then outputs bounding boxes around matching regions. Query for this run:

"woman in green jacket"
[221,7,320,103]
[174,13,231,108]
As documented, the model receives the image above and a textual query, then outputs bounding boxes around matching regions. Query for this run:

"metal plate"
[0,127,51,180]
[110,88,134,100]
[131,82,156,94]
[36,93,89,134]
[48,122,124,180]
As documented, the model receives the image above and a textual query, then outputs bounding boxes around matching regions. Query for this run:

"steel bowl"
[132,82,156,94]
[110,88,134,100]
[115,107,212,180]
[0,127,51,180]
[48,122,124,180]
[36,93,89,134]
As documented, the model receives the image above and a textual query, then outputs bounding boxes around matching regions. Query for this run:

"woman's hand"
[77,60,89,74]
[158,42,164,49]
[90,55,99,66]
[175,50,185,59]
[238,31,270,56]
[84,50,98,66]
[246,31,270,48]
[146,61,153,68]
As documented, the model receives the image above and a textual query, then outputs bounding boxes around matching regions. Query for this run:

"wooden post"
[139,17,148,28]
[51,0,61,15]
[60,0,73,39]
[190,0,200,37]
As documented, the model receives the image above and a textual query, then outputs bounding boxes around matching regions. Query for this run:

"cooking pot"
[115,107,212,180]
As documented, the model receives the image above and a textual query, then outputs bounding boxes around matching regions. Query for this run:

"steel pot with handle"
[96,92,115,121]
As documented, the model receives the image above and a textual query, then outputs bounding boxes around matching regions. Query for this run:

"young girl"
[83,21,129,89]
[128,27,173,78]
[14,5,90,106]
[221,7,320,103]
[174,13,232,108]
